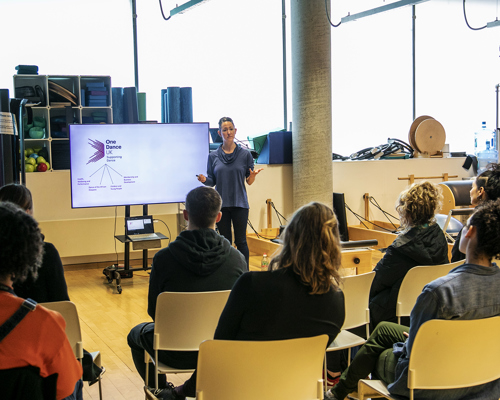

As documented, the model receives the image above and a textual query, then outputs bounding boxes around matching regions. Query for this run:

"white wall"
[27,156,472,263]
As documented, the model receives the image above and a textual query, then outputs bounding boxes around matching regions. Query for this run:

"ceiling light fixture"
[341,0,430,23]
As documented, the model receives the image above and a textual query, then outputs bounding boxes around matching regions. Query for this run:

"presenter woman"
[197,117,263,266]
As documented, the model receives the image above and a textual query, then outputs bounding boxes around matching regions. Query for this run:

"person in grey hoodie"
[127,186,247,388]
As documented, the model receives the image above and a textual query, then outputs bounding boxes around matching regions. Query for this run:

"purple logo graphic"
[87,139,105,164]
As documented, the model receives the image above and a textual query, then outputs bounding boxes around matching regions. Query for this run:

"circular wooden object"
[415,119,446,155]
[408,115,434,152]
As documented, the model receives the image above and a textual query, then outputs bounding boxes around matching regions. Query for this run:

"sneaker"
[324,389,340,400]
[144,383,181,400]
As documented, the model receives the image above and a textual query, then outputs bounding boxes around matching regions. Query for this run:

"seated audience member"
[0,184,69,302]
[127,186,247,388]
[451,162,500,261]
[369,181,449,328]
[0,183,103,384]
[157,202,346,400]
[326,198,500,400]
[0,201,82,400]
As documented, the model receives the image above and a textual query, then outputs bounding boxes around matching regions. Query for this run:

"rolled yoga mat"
[166,87,181,123]
[180,87,193,123]
[137,92,147,121]
[111,87,124,124]
[161,89,168,123]
[123,87,139,124]
[0,89,10,113]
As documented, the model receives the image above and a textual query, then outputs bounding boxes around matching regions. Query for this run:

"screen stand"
[104,204,160,294]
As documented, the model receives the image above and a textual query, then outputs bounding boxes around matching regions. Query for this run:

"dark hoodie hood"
[168,228,232,276]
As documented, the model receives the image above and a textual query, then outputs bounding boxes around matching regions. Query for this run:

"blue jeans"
[217,207,249,267]
[63,379,83,400]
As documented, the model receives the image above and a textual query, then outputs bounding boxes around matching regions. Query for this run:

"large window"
[330,0,500,156]
[0,0,134,89]
[135,0,285,138]
[1,0,499,158]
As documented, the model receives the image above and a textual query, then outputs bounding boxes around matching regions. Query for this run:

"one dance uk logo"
[87,139,105,164]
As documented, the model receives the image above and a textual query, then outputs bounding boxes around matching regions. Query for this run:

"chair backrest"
[439,181,473,215]
[409,317,500,391]
[341,271,375,331]
[196,335,328,400]
[40,301,84,360]
[154,290,230,351]
[396,261,464,323]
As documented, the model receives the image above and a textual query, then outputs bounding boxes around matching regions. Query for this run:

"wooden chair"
[145,290,231,389]
[396,261,464,324]
[325,272,375,391]
[357,316,500,400]
[196,335,328,400]
[41,301,103,400]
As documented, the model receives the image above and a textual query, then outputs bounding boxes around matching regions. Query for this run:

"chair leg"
[98,376,103,400]
[324,355,327,394]
[155,362,158,390]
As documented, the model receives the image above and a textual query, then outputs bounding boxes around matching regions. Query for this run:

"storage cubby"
[13,74,112,171]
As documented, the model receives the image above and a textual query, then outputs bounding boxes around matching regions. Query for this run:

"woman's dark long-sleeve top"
[214,266,345,345]
[14,242,70,302]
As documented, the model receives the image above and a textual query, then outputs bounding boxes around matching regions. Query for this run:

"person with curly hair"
[0,184,69,302]
[369,181,449,329]
[0,183,104,385]
[0,201,82,400]
[326,199,500,400]
[451,162,500,261]
[155,202,346,400]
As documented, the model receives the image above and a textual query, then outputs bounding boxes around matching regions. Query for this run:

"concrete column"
[291,0,333,210]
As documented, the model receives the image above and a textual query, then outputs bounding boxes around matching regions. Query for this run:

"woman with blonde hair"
[369,181,449,329]
[158,202,346,400]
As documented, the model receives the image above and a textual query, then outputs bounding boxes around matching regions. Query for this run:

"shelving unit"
[13,74,112,171]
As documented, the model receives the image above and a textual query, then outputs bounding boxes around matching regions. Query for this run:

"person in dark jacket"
[0,184,70,302]
[127,186,247,388]
[369,181,449,329]
[451,163,500,262]
[326,198,500,400]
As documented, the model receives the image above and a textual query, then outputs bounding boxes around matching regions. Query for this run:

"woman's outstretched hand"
[247,168,264,185]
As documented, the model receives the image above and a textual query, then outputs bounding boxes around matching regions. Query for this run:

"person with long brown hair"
[153,202,346,400]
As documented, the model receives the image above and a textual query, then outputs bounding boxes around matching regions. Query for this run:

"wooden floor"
[64,262,192,400]
[65,258,376,400]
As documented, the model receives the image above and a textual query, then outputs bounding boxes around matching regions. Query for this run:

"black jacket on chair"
[369,223,449,329]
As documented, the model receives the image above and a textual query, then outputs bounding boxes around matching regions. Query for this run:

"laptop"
[125,215,161,241]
